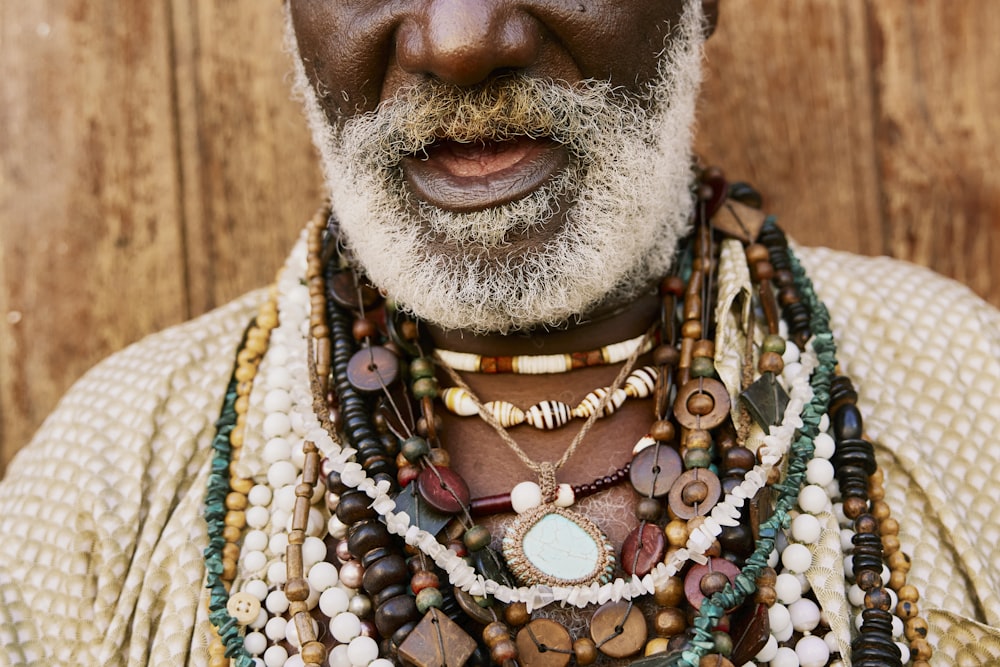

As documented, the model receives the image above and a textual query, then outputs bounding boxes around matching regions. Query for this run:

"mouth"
[400,137,569,212]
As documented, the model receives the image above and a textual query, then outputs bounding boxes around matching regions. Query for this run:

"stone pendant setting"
[502,504,616,587]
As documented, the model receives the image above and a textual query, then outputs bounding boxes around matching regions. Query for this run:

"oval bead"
[484,401,525,428]
[621,523,666,577]
[442,387,479,416]
[525,401,572,429]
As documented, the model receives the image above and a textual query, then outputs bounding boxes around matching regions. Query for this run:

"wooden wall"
[2,1,999,472]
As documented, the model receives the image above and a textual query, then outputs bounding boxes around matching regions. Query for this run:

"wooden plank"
[0,1,188,471]
[696,1,883,256]
[176,0,322,316]
[867,2,1000,305]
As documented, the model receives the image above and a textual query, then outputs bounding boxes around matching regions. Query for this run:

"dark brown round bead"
[650,419,676,442]
[752,261,774,282]
[722,446,756,473]
[374,594,419,637]
[843,496,869,519]
[700,571,730,597]
[754,585,777,606]
[856,568,882,591]
[757,351,784,374]
[636,497,662,522]
[482,622,509,648]
[682,480,710,505]
[654,576,685,607]
[362,554,408,592]
[504,602,530,627]
[745,243,769,264]
[425,447,451,468]
[854,513,879,535]
[352,318,377,341]
[687,392,715,416]
[661,276,686,296]
[864,588,893,611]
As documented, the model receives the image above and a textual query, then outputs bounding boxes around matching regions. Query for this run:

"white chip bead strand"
[794,635,830,667]
[510,481,543,513]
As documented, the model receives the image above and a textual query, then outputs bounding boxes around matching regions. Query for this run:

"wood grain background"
[2,1,999,472]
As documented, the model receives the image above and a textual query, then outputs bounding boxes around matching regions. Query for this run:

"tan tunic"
[1,246,999,665]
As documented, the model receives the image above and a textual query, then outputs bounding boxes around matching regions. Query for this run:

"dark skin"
[290,0,720,540]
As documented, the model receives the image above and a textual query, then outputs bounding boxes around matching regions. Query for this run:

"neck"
[424,286,662,356]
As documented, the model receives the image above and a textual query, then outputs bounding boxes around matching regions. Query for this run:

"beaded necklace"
[203,170,934,667]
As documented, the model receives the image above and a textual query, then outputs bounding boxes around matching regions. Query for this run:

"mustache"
[339,76,648,168]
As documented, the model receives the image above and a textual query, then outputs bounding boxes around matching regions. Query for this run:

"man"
[1,1,999,666]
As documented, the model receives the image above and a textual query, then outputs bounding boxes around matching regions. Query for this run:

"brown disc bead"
[516,619,573,667]
[504,602,530,627]
[415,465,470,514]
[591,601,647,658]
[636,497,662,522]
[757,351,784,374]
[621,523,667,577]
[650,419,676,442]
[655,576,685,607]
[573,638,599,666]
[346,346,400,393]
[630,444,683,498]
[654,608,687,637]
[668,469,722,519]
[362,554,408,592]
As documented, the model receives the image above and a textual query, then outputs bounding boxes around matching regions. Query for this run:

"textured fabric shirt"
[1,246,999,666]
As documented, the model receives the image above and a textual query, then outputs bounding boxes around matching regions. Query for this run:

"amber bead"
[864,588,892,611]
[856,569,882,592]
[223,542,240,562]
[871,500,891,521]
[905,616,929,641]
[285,577,310,602]
[665,519,689,547]
[687,392,715,416]
[681,320,703,340]
[880,517,900,536]
[881,535,900,555]
[654,608,687,637]
[888,570,906,591]
[686,429,712,450]
[854,514,878,534]
[504,602,530,627]
[352,318,377,341]
[681,480,710,505]
[756,566,778,587]
[654,576,685,607]
[573,638,598,666]
[692,339,715,359]
[910,637,933,660]
[888,551,912,572]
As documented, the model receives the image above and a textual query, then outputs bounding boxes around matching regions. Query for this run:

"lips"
[401,137,568,212]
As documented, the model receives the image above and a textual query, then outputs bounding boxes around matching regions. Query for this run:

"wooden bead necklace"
[435,332,654,374]
[203,170,932,667]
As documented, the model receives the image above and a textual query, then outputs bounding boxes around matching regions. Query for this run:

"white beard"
[287,0,705,334]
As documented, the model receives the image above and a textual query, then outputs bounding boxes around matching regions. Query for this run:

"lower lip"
[401,138,568,212]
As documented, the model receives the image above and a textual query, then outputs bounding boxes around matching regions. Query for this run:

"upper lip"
[400,137,569,212]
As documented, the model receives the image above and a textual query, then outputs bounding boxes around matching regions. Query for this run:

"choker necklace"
[440,365,657,430]
[436,332,654,374]
[203,168,933,667]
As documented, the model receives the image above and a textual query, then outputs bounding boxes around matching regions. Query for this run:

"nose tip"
[396,1,541,87]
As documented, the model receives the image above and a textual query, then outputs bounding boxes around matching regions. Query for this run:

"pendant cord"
[435,321,658,482]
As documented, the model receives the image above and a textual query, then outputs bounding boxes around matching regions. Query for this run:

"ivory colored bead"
[775,573,802,604]
[755,634,778,662]
[319,587,350,617]
[265,615,287,641]
[791,514,822,544]
[768,603,791,635]
[770,646,799,667]
[263,644,288,667]
[797,485,828,514]
[510,481,543,513]
[781,543,813,574]
[330,612,362,643]
[794,635,829,667]
[309,561,339,591]
[805,458,835,487]
[789,598,821,633]
[812,432,835,459]
[244,631,267,655]
[347,636,379,666]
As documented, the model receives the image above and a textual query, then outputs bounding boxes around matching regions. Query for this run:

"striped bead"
[573,387,627,418]
[624,366,657,398]
[524,401,572,429]
[442,387,479,416]
[483,401,526,428]
[512,354,572,374]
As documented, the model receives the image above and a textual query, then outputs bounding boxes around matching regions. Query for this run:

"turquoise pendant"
[502,505,615,587]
